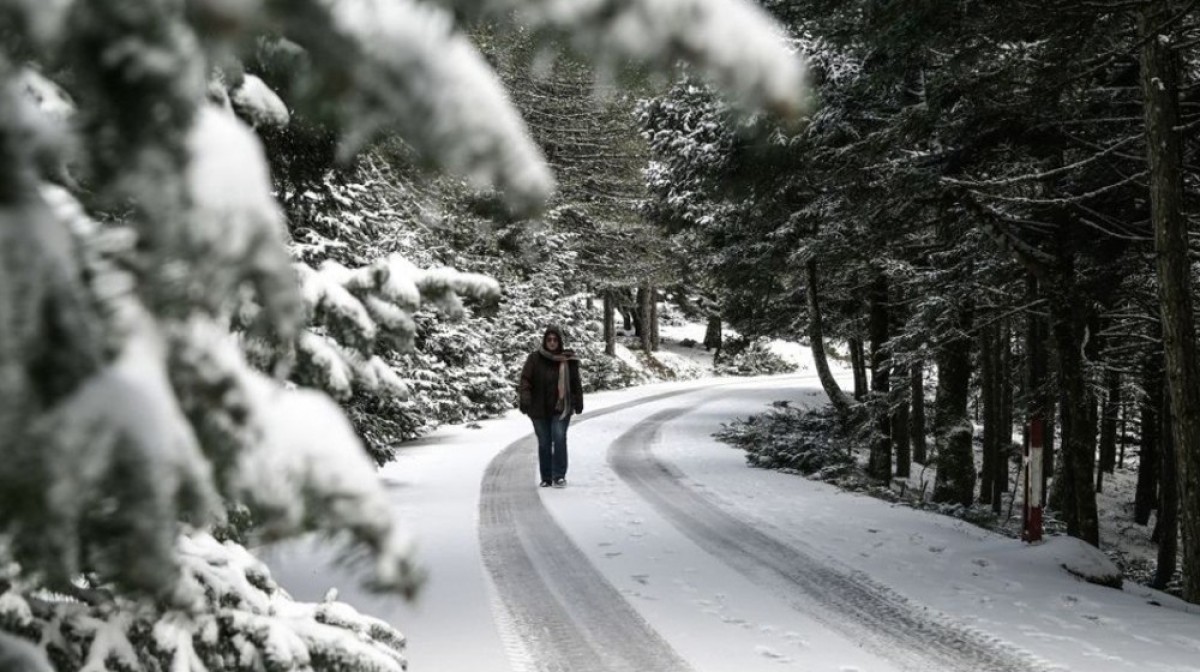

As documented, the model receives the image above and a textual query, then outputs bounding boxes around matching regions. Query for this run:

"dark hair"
[542,325,566,353]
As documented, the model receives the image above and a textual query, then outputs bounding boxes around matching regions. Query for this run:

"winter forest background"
[2,0,1200,670]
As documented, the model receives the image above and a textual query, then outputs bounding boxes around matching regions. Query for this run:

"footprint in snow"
[632,574,650,585]
[783,631,809,649]
[753,646,789,662]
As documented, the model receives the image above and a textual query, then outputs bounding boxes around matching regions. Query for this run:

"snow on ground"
[260,375,745,672]
[1095,457,1176,584]
[261,334,1200,672]
[764,338,816,371]
[638,386,1200,667]
[656,320,814,376]
[655,323,715,376]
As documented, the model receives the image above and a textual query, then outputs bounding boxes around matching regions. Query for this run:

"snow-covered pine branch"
[268,0,557,216]
[444,0,810,116]
[293,255,500,400]
[229,74,291,130]
[0,532,407,672]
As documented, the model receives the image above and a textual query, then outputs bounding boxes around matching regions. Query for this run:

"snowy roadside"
[652,392,1200,671]
[549,378,1200,671]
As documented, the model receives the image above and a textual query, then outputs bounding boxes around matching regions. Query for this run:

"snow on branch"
[456,0,810,115]
[168,319,423,596]
[229,74,291,129]
[233,370,424,595]
[0,532,406,672]
[950,169,1149,206]
[941,134,1140,188]
[17,314,223,596]
[274,0,556,214]
[185,106,300,330]
[295,254,500,400]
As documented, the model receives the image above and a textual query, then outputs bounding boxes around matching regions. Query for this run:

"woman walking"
[518,326,583,488]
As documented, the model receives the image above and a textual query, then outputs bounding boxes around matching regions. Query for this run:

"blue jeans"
[531,415,571,481]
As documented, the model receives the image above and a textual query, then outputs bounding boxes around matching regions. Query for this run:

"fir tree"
[0,0,807,668]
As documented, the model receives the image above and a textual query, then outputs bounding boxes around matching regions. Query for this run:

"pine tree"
[0,0,808,668]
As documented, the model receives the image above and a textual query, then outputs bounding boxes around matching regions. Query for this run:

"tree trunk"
[893,361,911,479]
[1118,398,1128,469]
[603,292,616,356]
[649,285,660,351]
[999,319,1014,497]
[704,315,723,364]
[1050,390,1068,515]
[1135,351,1163,526]
[911,361,928,464]
[980,322,998,508]
[1050,279,1100,546]
[805,258,853,419]
[1154,386,1179,590]
[1141,0,1200,602]
[868,276,892,482]
[1044,394,1057,504]
[933,303,975,507]
[1097,367,1121,491]
[850,338,868,401]
[638,283,652,353]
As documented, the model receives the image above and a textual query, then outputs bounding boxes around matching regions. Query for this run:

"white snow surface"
[229,74,290,129]
[262,353,1200,672]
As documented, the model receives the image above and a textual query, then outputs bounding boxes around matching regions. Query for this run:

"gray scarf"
[539,348,575,419]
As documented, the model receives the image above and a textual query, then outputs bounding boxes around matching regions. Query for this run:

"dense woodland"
[641,0,1200,601]
[2,0,1200,669]
[272,0,1200,604]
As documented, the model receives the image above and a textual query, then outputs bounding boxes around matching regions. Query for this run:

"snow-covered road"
[262,376,1200,672]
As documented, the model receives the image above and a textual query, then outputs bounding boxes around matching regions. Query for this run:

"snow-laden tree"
[0,0,808,668]
[644,0,1200,599]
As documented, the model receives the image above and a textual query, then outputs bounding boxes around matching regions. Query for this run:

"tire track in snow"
[479,388,710,672]
[610,406,1055,672]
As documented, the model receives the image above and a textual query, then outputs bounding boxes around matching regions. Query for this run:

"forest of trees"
[4,0,1200,667]
[642,0,1200,601]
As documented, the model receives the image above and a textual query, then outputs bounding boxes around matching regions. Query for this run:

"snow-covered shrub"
[714,406,854,477]
[715,337,797,376]
[0,533,407,672]
[588,348,656,390]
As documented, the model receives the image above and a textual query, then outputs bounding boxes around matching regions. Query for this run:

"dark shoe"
[539,480,551,488]
[553,478,567,488]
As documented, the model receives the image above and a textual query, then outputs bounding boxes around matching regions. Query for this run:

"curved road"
[478,379,1050,672]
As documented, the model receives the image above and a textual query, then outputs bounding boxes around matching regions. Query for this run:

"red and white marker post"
[1023,413,1044,543]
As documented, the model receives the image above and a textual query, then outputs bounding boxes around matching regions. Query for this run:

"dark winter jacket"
[518,335,584,419]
